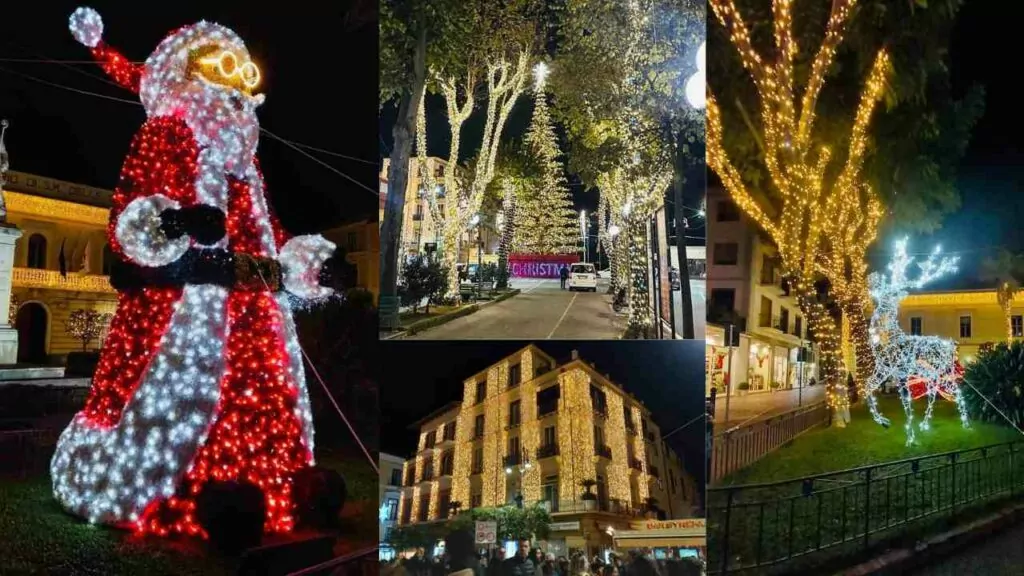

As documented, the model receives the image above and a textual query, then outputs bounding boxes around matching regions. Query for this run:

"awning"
[614,537,705,549]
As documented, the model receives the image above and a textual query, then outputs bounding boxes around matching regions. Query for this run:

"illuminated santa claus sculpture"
[51,7,336,536]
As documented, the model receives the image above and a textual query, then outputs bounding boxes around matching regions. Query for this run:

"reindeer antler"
[912,244,958,290]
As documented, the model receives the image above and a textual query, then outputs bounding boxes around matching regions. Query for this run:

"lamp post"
[505,447,533,508]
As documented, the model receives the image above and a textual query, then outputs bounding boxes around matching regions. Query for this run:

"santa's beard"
[169,82,261,177]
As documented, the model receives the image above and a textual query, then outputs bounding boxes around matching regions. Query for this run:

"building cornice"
[902,290,998,307]
[7,191,109,226]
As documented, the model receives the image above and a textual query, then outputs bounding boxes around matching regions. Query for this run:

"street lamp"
[685,40,706,109]
[580,209,588,263]
[505,448,533,508]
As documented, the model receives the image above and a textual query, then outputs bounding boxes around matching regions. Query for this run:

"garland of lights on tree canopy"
[865,238,969,445]
[54,7,336,536]
[707,0,890,414]
[512,62,578,256]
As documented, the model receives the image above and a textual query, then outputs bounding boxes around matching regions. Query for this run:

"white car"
[567,263,598,291]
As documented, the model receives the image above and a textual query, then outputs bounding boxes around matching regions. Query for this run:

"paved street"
[908,519,1024,575]
[670,279,706,338]
[407,278,624,339]
[713,385,825,430]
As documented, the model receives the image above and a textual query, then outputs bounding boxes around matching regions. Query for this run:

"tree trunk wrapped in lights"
[707,0,890,418]
[514,64,578,255]
[599,164,671,336]
[420,51,531,300]
[497,178,517,288]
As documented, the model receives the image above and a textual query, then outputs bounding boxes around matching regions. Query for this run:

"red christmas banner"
[509,253,580,278]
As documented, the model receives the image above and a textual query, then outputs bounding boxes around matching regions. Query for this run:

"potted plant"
[736,382,750,396]
[580,479,598,511]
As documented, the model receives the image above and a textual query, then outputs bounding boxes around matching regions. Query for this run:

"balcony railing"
[421,469,434,482]
[538,403,558,417]
[629,457,644,471]
[503,453,522,467]
[537,443,559,459]
[12,267,114,294]
[473,430,484,440]
[506,419,521,430]
[440,464,453,477]
[549,497,644,517]
[596,444,612,459]
[593,404,608,418]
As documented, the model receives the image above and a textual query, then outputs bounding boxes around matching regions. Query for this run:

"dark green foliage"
[962,342,1024,430]
[401,255,449,314]
[64,351,101,378]
[293,467,348,530]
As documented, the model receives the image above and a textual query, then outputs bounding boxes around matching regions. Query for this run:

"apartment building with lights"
[396,345,699,556]
[378,158,499,266]
[4,171,118,364]
[380,453,406,561]
[898,288,1015,363]
[705,186,818,395]
[323,219,380,303]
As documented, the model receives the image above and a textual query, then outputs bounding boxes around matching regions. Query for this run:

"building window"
[508,363,521,388]
[439,489,452,519]
[593,425,604,447]
[759,296,773,328]
[418,491,430,521]
[102,244,116,275]
[474,414,485,439]
[713,242,739,265]
[471,491,482,509]
[537,384,560,416]
[779,307,789,332]
[910,317,923,336]
[385,497,399,521]
[1014,316,1023,338]
[794,316,803,338]
[959,315,972,339]
[507,436,521,463]
[476,380,487,404]
[669,469,676,494]
[390,468,402,486]
[623,405,635,431]
[425,430,436,448]
[543,425,556,447]
[472,447,483,474]
[509,400,521,427]
[709,288,736,318]
[27,234,47,269]
[716,199,740,222]
[443,422,456,441]
[759,255,775,284]
[441,451,454,476]
[542,477,559,512]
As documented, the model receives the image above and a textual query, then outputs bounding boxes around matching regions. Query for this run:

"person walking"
[559,264,570,290]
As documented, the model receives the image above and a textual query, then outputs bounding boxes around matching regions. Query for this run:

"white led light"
[69,7,103,48]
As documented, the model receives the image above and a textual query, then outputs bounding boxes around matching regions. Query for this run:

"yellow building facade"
[899,289,1009,362]
[324,219,380,303]
[4,171,117,364]
[397,345,698,556]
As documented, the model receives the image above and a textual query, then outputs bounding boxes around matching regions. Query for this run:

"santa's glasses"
[199,50,260,90]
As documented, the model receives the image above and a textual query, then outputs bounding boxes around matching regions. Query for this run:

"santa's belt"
[109,248,283,292]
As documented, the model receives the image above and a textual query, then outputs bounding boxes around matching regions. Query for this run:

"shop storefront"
[612,518,706,560]
[706,325,817,395]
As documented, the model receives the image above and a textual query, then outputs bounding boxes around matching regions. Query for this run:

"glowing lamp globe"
[685,72,706,109]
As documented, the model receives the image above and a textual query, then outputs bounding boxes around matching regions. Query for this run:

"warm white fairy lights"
[865,238,970,445]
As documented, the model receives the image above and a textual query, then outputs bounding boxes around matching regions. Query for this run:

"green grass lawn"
[0,451,377,575]
[722,395,1023,486]
[709,396,1024,574]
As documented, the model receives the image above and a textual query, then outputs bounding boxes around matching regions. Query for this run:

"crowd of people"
[383,530,705,576]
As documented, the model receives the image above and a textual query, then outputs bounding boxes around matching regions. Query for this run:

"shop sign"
[629,518,706,532]
[549,521,581,532]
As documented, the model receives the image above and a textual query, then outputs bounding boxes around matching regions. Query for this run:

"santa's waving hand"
[51,7,336,536]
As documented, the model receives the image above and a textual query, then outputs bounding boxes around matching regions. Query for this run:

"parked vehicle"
[567,262,598,291]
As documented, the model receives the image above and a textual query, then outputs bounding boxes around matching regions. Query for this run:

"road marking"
[547,293,578,339]
[523,279,547,294]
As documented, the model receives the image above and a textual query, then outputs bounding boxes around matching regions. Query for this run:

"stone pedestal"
[0,224,23,363]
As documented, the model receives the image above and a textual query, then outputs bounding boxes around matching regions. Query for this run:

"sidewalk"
[714,385,826,429]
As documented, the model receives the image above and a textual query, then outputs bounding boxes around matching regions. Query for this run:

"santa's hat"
[69,7,142,94]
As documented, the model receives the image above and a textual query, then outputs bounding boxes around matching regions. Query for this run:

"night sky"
[379,340,709,491]
[1,0,378,233]
[869,2,1024,285]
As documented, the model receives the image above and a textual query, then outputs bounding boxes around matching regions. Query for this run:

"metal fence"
[711,402,829,482]
[707,441,1024,575]
[286,545,379,576]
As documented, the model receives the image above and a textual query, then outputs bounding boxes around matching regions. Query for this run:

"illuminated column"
[520,352,541,503]
[631,406,650,501]
[558,369,596,503]
[482,365,506,506]
[605,391,631,503]
[452,411,471,507]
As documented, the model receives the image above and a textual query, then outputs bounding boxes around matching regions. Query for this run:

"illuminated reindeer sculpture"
[865,239,970,445]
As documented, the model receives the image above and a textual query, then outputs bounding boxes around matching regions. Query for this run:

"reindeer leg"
[898,378,916,446]
[866,369,891,428]
[921,380,938,432]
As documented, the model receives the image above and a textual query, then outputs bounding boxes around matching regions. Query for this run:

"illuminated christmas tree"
[514,63,578,255]
[53,7,336,536]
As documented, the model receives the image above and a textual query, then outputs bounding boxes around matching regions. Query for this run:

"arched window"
[27,234,47,270]
[102,244,116,276]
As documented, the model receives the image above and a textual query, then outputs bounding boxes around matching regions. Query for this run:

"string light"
[707,0,891,407]
[865,238,969,445]
[51,7,333,536]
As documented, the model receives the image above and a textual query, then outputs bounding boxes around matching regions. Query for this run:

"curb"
[835,500,1024,575]
[382,289,521,339]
